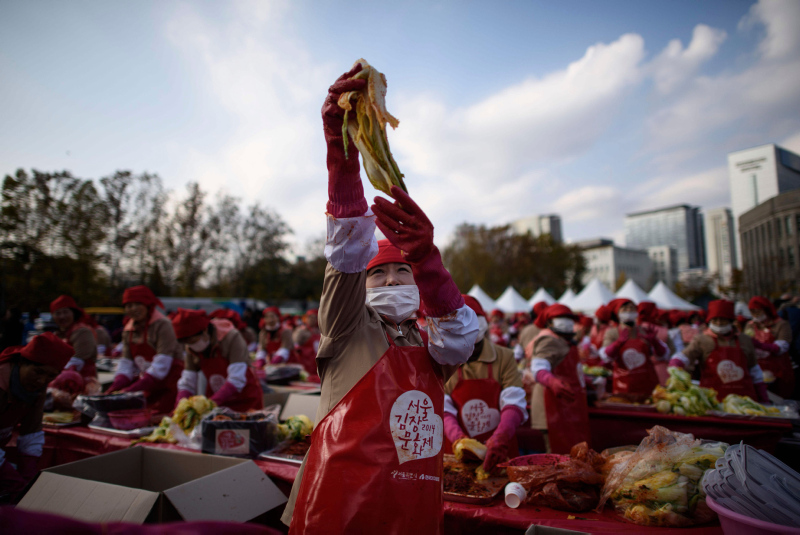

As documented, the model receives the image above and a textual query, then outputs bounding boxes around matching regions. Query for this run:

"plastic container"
[707,496,800,535]
[108,408,152,431]
[504,482,527,508]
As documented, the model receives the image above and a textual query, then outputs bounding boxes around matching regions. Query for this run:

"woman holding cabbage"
[282,64,479,534]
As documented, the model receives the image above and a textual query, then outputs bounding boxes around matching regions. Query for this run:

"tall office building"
[646,245,678,289]
[509,214,563,243]
[704,207,737,285]
[728,144,800,267]
[625,205,705,272]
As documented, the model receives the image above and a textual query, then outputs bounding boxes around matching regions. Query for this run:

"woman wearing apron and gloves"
[48,295,98,391]
[105,286,183,414]
[669,300,768,403]
[601,299,665,401]
[0,333,73,499]
[254,307,293,369]
[746,296,794,399]
[444,295,527,473]
[172,309,263,412]
[526,304,590,454]
[282,64,479,534]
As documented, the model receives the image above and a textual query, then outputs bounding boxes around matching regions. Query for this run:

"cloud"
[740,0,800,60]
[649,24,727,94]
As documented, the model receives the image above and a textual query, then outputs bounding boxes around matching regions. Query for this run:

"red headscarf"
[748,296,777,319]
[541,304,577,325]
[171,308,210,340]
[531,301,549,319]
[122,286,164,309]
[49,295,85,320]
[669,310,687,327]
[594,304,612,323]
[462,295,487,318]
[209,308,247,330]
[637,301,658,324]
[577,315,594,331]
[262,306,282,323]
[707,300,735,322]
[0,332,74,369]
[490,309,504,320]
[366,239,408,271]
[607,298,633,321]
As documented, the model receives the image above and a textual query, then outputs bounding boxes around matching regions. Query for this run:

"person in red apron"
[525,304,590,454]
[746,296,794,398]
[47,295,98,393]
[444,295,527,472]
[0,333,73,498]
[669,300,768,402]
[282,64,479,533]
[488,308,510,347]
[105,286,183,415]
[518,301,549,353]
[288,328,320,381]
[172,309,262,412]
[209,308,258,353]
[601,299,664,401]
[638,301,673,385]
[254,306,293,369]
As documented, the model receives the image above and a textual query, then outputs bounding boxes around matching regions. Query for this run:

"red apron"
[590,325,607,350]
[194,320,263,412]
[700,333,757,401]
[126,323,183,415]
[58,323,98,382]
[611,329,660,401]
[536,330,591,454]
[289,340,445,534]
[261,329,286,357]
[288,339,319,379]
[752,324,795,399]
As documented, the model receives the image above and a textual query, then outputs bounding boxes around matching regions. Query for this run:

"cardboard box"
[280,393,320,423]
[17,446,287,523]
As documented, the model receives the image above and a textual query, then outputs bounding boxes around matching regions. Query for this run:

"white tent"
[495,286,530,313]
[558,289,576,307]
[615,279,652,304]
[528,288,556,307]
[568,279,616,314]
[467,285,496,312]
[647,281,700,311]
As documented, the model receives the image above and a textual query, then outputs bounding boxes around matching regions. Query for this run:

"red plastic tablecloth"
[588,407,793,453]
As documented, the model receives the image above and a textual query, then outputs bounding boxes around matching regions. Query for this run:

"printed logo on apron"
[622,348,646,370]
[716,360,745,384]
[459,399,500,438]
[208,374,226,392]
[390,390,442,465]
[133,355,148,374]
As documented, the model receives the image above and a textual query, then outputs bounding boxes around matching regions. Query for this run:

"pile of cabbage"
[653,368,719,416]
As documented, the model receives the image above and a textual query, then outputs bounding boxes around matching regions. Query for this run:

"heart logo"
[133,356,148,374]
[622,349,646,370]
[208,374,226,393]
[459,399,500,438]
[716,360,745,384]
[390,390,443,465]
[217,430,246,450]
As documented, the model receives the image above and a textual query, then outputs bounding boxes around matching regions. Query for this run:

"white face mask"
[366,285,420,325]
[619,311,638,325]
[189,337,209,353]
[476,316,489,341]
[551,317,575,334]
[709,323,732,335]
[752,314,767,324]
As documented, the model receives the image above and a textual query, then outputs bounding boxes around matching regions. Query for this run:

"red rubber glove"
[175,389,192,408]
[444,412,467,444]
[603,328,630,360]
[372,186,463,317]
[0,460,27,496]
[668,358,686,368]
[536,370,576,402]
[210,381,239,408]
[483,406,525,472]
[323,64,369,218]
[122,373,158,394]
[49,370,84,396]
[755,382,770,403]
[752,339,781,355]
[106,373,133,394]
[642,327,666,358]
[17,455,39,481]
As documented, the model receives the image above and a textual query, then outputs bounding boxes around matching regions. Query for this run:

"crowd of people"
[1,63,799,532]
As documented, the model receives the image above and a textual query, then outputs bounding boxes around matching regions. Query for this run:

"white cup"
[504,482,527,508]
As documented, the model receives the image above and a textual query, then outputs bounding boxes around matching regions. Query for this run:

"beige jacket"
[518,323,541,357]
[66,325,97,364]
[528,334,570,429]
[121,317,182,362]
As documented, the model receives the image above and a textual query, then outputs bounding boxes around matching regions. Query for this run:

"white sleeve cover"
[115,357,138,380]
[426,304,479,366]
[255,349,267,361]
[775,340,790,354]
[324,210,379,273]
[146,354,173,380]
[597,346,611,363]
[66,357,85,371]
[247,342,258,353]
[669,328,685,353]
[177,370,198,394]
[226,362,248,391]
[444,394,458,416]
[749,364,765,384]
[18,430,45,457]
[499,386,529,423]
[513,344,525,362]
[672,352,691,367]
[273,347,290,362]
[530,358,552,376]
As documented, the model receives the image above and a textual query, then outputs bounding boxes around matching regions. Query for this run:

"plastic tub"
[707,496,800,535]
[108,408,152,431]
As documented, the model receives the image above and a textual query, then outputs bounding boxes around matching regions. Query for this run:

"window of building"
[779,248,785,266]
[776,219,782,239]
[767,222,772,242]
[788,247,796,268]
[786,216,793,236]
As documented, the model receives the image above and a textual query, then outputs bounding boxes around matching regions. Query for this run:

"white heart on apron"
[622,348,646,370]
[390,390,443,465]
[716,360,745,384]
[208,374,226,392]
[133,356,148,374]
[459,399,500,438]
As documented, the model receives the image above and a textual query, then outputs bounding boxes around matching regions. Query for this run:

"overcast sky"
[2,0,799,253]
